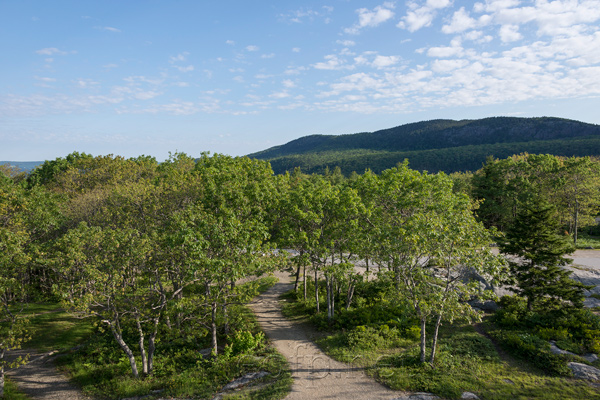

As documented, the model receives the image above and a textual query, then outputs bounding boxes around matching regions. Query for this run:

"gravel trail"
[250,271,404,400]
[7,349,87,400]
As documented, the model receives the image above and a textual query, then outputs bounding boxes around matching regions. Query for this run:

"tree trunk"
[211,301,218,355]
[429,314,443,366]
[147,317,159,375]
[294,264,301,292]
[326,275,333,325]
[574,198,579,246]
[346,280,355,310]
[303,264,307,300]
[223,293,229,336]
[419,317,427,363]
[108,323,139,378]
[0,351,4,398]
[135,316,148,375]
[314,266,319,313]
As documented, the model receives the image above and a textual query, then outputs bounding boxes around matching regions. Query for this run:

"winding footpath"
[6,348,87,400]
[250,271,405,400]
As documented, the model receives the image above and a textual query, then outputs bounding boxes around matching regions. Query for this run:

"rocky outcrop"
[568,362,600,381]
[549,341,599,363]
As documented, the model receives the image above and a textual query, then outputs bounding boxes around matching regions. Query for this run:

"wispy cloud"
[35,47,68,56]
[279,6,334,24]
[95,26,121,33]
[169,52,194,72]
[313,54,355,70]
[397,0,452,32]
[246,45,259,52]
[345,3,395,34]
[175,65,194,72]
[337,40,356,47]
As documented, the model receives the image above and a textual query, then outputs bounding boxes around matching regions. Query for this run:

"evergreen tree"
[500,197,590,310]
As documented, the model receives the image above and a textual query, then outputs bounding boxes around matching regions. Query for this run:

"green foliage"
[55,278,290,399]
[224,330,265,357]
[26,151,93,188]
[488,329,572,376]
[500,197,589,310]
[493,295,600,361]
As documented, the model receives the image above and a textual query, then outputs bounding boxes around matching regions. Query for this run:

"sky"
[1,0,600,161]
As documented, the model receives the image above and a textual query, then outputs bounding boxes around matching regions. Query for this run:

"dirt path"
[7,349,87,400]
[250,271,406,400]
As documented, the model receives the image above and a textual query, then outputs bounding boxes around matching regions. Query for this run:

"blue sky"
[2,0,600,161]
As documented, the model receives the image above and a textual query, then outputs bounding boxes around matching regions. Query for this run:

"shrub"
[224,330,265,357]
[489,329,572,376]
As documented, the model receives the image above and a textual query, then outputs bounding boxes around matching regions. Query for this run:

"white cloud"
[269,91,290,99]
[323,73,386,97]
[337,40,356,47]
[345,3,396,34]
[133,91,160,100]
[431,59,470,73]
[499,24,522,43]
[427,38,464,57]
[94,26,121,33]
[397,0,453,32]
[226,40,235,45]
[279,6,334,24]
[282,79,296,88]
[442,7,478,34]
[34,76,56,82]
[35,47,67,56]
[372,55,400,68]
[74,78,100,89]
[170,52,189,63]
[292,47,301,52]
[284,66,308,75]
[246,45,259,52]
[175,65,195,72]
[313,54,354,70]
[261,53,275,59]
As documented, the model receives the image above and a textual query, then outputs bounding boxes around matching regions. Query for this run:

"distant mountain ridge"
[247,117,600,174]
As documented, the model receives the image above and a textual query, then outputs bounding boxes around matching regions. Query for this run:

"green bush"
[224,330,265,357]
[489,329,572,376]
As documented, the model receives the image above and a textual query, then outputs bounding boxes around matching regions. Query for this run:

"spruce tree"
[500,197,589,310]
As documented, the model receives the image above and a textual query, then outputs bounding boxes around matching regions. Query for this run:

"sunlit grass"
[22,303,95,352]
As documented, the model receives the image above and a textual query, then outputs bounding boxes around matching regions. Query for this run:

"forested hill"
[247,117,600,174]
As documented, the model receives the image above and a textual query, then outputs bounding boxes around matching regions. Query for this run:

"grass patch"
[576,233,600,249]
[22,303,95,352]
[3,378,30,400]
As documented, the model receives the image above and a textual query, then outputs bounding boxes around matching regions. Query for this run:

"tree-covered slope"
[248,117,600,174]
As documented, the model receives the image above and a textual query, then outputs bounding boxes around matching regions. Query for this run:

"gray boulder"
[550,341,599,363]
[468,299,499,312]
[568,362,600,381]
[222,371,270,391]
